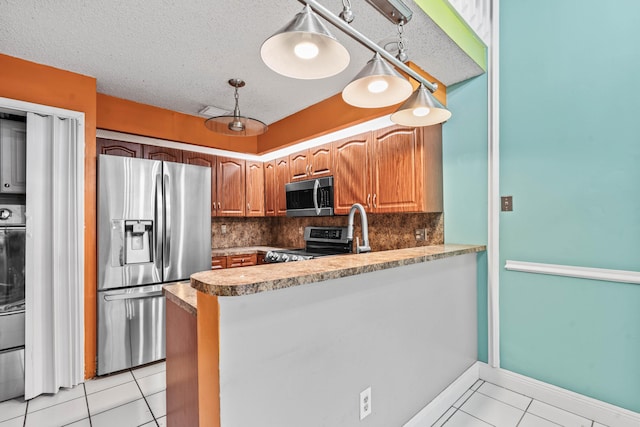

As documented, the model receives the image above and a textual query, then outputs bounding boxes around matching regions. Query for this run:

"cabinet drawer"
[211,256,227,270]
[227,253,257,268]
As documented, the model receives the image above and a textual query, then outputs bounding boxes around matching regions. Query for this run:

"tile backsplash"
[211,213,443,251]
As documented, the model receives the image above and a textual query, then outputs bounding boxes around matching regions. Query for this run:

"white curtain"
[25,113,84,399]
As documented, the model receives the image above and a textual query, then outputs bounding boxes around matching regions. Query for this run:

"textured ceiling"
[0,0,483,125]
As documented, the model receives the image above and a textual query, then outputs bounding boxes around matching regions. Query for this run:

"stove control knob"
[0,208,11,220]
[281,254,289,262]
[291,255,298,261]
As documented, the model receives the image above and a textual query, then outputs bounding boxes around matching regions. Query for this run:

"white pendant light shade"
[342,53,413,108]
[261,5,350,80]
[390,84,451,126]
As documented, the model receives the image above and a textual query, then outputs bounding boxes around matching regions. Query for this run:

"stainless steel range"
[265,226,352,263]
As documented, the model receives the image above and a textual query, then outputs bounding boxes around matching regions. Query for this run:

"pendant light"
[390,83,451,126]
[342,53,413,108]
[260,4,350,79]
[204,79,267,137]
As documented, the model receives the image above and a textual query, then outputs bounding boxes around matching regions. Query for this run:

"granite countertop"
[164,282,197,315]
[192,244,485,297]
[211,246,284,257]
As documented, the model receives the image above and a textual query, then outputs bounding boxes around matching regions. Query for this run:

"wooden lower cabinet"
[166,298,199,427]
[227,253,257,268]
[211,256,227,270]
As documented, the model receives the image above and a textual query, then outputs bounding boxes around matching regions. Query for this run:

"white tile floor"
[0,361,166,427]
[0,369,609,427]
[432,380,603,427]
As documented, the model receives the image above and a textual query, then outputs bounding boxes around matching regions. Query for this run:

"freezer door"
[98,156,163,291]
[162,161,211,282]
[97,284,165,375]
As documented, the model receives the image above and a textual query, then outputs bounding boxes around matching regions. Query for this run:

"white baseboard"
[403,362,640,427]
[478,363,640,427]
[403,363,480,427]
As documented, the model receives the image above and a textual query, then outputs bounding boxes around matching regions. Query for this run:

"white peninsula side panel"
[217,253,478,427]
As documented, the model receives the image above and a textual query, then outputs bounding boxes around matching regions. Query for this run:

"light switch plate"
[501,196,513,212]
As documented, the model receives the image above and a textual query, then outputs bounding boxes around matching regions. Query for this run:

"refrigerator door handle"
[164,173,171,269]
[154,173,163,272]
[103,290,164,301]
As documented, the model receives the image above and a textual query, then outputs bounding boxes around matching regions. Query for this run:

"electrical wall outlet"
[415,228,427,241]
[221,224,227,234]
[360,387,372,420]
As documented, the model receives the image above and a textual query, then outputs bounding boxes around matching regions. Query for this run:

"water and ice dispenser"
[111,220,154,266]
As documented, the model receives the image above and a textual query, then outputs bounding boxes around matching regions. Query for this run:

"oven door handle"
[313,179,321,216]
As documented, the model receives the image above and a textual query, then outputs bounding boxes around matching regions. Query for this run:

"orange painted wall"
[0,53,99,379]
[97,94,258,153]
[257,62,447,153]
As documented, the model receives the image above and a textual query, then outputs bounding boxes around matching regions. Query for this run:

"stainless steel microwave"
[285,176,334,217]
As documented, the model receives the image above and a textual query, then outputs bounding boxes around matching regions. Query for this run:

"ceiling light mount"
[204,78,267,137]
[365,0,413,25]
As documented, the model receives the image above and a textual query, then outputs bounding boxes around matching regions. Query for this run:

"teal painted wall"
[500,0,640,412]
[443,73,489,362]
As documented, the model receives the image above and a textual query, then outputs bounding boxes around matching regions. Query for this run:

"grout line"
[85,372,136,396]
[457,409,498,426]
[82,383,93,427]
[437,407,458,426]
[456,389,476,409]
[22,398,28,427]
[132,369,160,426]
[515,399,533,427]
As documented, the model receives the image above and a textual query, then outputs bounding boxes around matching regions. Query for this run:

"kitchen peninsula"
[165,244,485,427]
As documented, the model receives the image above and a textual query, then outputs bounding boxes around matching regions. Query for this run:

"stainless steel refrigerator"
[97,155,211,375]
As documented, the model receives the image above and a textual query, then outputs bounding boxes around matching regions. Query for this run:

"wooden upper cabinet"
[142,145,183,163]
[245,161,265,217]
[264,161,276,217]
[371,125,442,213]
[217,156,245,216]
[183,151,217,217]
[289,151,309,181]
[289,143,332,182]
[308,144,332,179]
[332,133,371,215]
[96,138,142,158]
[275,157,289,216]
[332,125,443,214]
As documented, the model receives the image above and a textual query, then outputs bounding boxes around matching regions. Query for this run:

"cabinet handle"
[247,203,250,211]
[218,202,221,210]
[3,183,9,188]
[306,164,310,175]
[373,193,377,208]
[366,194,371,208]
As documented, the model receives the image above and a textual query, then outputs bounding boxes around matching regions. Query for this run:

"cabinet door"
[0,120,26,194]
[264,161,276,216]
[289,151,309,181]
[142,145,183,163]
[184,151,217,217]
[217,157,245,216]
[332,133,370,215]
[245,161,265,217]
[370,126,424,213]
[227,253,257,268]
[308,143,332,179]
[211,256,227,270]
[275,157,289,216]
[96,138,142,158]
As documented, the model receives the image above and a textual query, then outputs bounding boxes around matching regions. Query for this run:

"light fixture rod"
[298,0,438,93]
